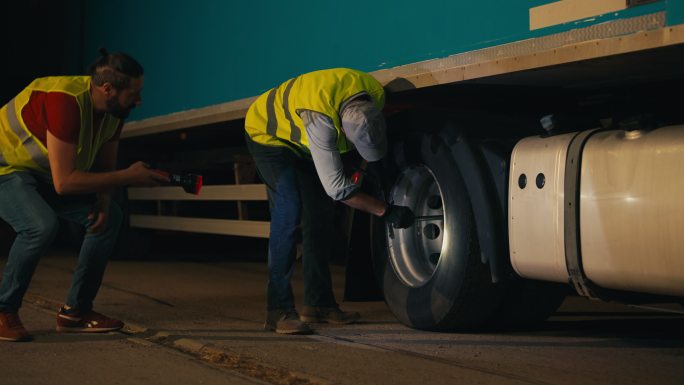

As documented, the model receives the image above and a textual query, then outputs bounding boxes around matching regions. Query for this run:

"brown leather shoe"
[0,311,31,342]
[264,310,312,335]
[299,306,360,324]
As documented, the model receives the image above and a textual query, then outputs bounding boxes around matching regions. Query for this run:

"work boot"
[0,311,31,342]
[56,306,124,333]
[264,310,313,335]
[299,306,360,324]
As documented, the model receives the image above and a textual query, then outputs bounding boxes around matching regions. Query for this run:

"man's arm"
[47,131,164,195]
[340,191,388,216]
[301,110,388,216]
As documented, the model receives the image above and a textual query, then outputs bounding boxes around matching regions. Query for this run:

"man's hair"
[89,48,144,89]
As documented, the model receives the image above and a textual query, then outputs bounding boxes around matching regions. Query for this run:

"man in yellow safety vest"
[245,68,414,334]
[0,49,167,342]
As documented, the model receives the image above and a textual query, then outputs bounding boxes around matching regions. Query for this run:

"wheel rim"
[386,164,446,288]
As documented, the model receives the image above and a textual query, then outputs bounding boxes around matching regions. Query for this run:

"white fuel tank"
[580,126,684,297]
[509,125,684,297]
[509,132,576,283]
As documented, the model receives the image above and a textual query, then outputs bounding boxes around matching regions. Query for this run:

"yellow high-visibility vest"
[0,76,121,177]
[245,68,385,154]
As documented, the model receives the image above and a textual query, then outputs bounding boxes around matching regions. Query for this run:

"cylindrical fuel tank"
[509,125,684,298]
[580,126,684,297]
[509,132,575,284]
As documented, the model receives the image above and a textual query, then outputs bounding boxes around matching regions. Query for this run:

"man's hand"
[87,193,111,234]
[383,205,415,229]
[125,161,169,186]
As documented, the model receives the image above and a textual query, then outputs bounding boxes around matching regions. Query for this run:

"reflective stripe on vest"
[281,77,301,143]
[264,78,304,145]
[5,98,50,170]
[265,88,278,138]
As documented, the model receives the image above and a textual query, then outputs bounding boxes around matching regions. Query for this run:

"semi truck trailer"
[87,0,684,330]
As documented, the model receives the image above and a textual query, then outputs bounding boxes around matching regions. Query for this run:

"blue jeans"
[245,136,337,312]
[0,171,122,312]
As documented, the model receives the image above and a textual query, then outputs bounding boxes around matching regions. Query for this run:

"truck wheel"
[371,129,502,330]
[493,279,568,327]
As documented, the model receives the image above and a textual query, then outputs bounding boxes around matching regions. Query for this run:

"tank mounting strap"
[563,128,602,299]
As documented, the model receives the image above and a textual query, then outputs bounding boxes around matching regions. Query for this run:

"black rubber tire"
[493,279,568,327]
[371,127,502,331]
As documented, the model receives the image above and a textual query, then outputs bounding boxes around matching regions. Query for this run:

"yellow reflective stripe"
[265,88,278,137]
[6,98,29,142]
[281,77,302,143]
[5,98,50,170]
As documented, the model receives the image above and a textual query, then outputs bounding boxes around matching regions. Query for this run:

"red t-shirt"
[20,91,122,146]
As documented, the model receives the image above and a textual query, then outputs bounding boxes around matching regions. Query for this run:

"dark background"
[2,0,83,255]
[2,1,84,106]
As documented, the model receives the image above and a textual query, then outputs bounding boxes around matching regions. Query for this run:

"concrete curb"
[168,335,332,385]
[173,337,208,352]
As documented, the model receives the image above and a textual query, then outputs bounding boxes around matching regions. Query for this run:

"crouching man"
[0,49,167,342]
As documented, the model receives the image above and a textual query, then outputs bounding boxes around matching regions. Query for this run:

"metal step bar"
[127,184,269,238]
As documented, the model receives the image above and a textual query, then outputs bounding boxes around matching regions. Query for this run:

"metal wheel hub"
[386,164,446,288]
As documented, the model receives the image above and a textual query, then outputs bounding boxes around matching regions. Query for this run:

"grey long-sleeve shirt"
[299,97,373,201]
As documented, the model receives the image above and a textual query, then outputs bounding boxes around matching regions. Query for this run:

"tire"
[493,279,568,327]
[371,125,502,331]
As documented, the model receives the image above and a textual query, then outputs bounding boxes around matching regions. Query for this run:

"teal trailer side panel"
[83,0,671,121]
[668,0,684,25]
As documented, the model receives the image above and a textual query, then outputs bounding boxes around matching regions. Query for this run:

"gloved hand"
[383,205,415,229]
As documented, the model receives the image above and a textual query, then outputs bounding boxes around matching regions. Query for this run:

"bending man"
[245,68,414,335]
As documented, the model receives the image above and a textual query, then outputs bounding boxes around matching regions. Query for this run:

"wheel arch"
[439,121,510,283]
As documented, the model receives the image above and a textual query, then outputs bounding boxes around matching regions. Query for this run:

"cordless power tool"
[154,170,203,195]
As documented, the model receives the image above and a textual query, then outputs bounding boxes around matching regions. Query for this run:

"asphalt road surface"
[1,250,683,385]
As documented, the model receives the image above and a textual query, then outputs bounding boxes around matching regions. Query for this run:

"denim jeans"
[0,171,122,312]
[245,135,337,312]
